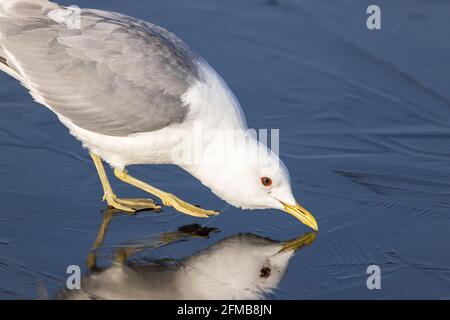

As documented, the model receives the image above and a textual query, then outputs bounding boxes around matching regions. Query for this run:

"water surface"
[0,0,449,299]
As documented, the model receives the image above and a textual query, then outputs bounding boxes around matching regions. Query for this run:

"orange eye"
[261,177,272,187]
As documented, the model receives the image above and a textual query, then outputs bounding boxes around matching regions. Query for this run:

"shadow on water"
[57,208,317,300]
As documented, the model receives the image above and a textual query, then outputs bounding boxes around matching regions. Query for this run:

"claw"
[162,194,219,218]
[104,195,160,213]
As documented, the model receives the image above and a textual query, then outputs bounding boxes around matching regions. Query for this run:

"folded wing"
[0,0,200,136]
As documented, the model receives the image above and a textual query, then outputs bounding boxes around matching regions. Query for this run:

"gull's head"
[233,150,319,231]
[183,132,318,231]
[183,232,317,299]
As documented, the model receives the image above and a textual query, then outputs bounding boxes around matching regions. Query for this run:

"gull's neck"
[182,61,248,131]
[178,130,262,208]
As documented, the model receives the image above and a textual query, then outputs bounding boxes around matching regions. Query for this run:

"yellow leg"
[90,152,161,213]
[114,168,219,218]
[86,208,116,271]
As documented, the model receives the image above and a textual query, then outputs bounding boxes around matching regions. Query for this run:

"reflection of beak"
[279,231,317,253]
[280,201,319,231]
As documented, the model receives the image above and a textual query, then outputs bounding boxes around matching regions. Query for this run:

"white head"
[183,232,317,299]
[182,132,318,231]
[60,231,317,300]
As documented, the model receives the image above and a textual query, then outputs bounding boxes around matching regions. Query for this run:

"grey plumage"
[0,0,201,136]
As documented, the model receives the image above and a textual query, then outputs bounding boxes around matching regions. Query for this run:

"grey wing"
[0,1,200,136]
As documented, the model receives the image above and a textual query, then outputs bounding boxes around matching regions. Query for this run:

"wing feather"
[0,0,200,136]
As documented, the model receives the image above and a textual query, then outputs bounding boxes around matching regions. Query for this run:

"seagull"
[0,0,318,230]
[59,216,317,300]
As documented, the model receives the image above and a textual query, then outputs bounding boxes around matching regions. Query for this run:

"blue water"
[0,0,449,299]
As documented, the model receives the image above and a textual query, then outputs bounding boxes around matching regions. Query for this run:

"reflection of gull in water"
[59,211,317,300]
[0,0,318,230]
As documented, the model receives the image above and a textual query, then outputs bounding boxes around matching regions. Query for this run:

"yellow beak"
[281,202,318,231]
[279,231,318,253]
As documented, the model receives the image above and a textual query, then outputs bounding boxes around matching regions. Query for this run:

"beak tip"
[308,223,319,232]
[279,230,318,253]
[281,201,318,231]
